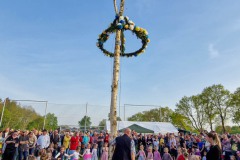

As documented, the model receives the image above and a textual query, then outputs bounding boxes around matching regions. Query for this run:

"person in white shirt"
[37,129,50,149]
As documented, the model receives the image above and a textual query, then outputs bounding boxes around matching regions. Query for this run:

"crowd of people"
[0,128,110,160]
[0,127,239,160]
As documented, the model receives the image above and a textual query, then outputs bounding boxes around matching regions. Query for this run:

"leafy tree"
[170,112,193,131]
[176,95,205,132]
[231,88,240,126]
[27,113,58,130]
[201,88,218,131]
[231,126,240,134]
[0,99,40,129]
[45,113,58,130]
[205,84,232,133]
[98,119,107,130]
[78,116,92,129]
[27,117,44,130]
[0,98,58,130]
[215,125,231,134]
[128,107,173,122]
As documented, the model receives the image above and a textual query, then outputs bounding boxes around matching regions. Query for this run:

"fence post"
[0,99,7,128]
[43,101,48,130]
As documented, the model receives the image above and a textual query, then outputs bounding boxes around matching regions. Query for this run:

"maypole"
[110,0,125,139]
[96,0,150,158]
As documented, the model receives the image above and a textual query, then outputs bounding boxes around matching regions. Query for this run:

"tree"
[27,117,44,130]
[45,113,58,130]
[231,87,240,126]
[205,84,232,133]
[98,119,107,131]
[201,88,218,131]
[170,112,193,131]
[176,95,205,132]
[78,116,92,129]
[0,98,45,130]
[215,125,231,134]
[231,126,240,134]
[128,107,173,122]
[27,113,58,130]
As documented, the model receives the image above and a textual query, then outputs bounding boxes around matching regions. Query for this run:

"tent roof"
[119,124,154,133]
[105,121,178,134]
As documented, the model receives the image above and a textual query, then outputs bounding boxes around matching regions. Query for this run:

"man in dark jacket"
[112,128,132,160]
[50,130,60,146]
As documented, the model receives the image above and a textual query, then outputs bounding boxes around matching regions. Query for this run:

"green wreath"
[96,15,150,58]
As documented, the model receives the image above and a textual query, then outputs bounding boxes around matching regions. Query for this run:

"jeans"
[29,148,35,156]
[18,150,28,160]
[14,148,18,160]
[68,150,75,160]
[224,151,232,160]
[97,146,103,158]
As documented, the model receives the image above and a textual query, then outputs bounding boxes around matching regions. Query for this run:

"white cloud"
[208,44,219,59]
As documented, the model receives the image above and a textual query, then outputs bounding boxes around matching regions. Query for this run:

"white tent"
[105,121,178,134]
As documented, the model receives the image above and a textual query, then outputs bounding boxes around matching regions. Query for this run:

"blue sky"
[1,0,240,125]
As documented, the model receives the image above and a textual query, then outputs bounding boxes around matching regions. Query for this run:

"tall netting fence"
[1,99,162,130]
[48,103,110,127]
[119,104,162,121]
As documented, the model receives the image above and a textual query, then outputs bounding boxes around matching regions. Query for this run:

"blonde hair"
[40,153,48,160]
[28,155,37,160]
[190,155,201,160]
[207,132,222,150]
[215,134,222,150]
[164,147,169,153]
[183,149,189,158]
[148,146,153,150]
[230,155,236,160]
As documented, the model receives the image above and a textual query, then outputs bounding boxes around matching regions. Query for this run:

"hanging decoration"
[96,15,150,58]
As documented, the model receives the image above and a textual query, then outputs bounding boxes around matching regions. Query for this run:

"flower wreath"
[96,15,150,58]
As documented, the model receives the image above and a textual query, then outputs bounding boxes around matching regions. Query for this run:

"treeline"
[0,98,58,130]
[128,84,240,133]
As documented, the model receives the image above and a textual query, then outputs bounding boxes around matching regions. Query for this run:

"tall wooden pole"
[109,0,125,159]
[110,30,121,138]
